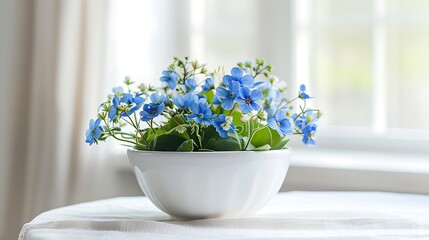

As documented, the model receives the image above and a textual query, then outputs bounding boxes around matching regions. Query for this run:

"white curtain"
[0,0,122,239]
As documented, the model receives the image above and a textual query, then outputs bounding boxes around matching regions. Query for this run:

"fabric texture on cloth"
[19,191,429,240]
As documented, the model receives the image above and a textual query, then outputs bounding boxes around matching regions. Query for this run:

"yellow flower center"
[276,122,280,126]
[245,97,251,103]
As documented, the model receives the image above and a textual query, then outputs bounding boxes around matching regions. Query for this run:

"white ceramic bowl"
[127,149,291,219]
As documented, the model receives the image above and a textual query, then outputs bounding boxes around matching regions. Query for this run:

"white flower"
[240,113,251,122]
[221,116,234,131]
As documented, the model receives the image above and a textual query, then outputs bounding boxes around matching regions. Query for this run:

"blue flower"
[201,76,214,92]
[252,81,267,89]
[223,67,254,87]
[302,124,317,145]
[213,114,236,138]
[149,93,167,105]
[294,111,318,130]
[85,118,103,145]
[108,93,144,121]
[187,102,216,125]
[160,70,179,90]
[172,93,198,110]
[215,81,240,110]
[212,95,221,105]
[184,78,197,93]
[235,87,262,113]
[267,110,294,137]
[112,86,123,95]
[294,111,319,145]
[140,104,165,121]
[299,84,312,99]
[140,93,167,121]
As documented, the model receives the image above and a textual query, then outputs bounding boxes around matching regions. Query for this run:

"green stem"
[234,131,243,151]
[149,120,157,135]
[195,125,203,149]
[252,65,268,78]
[102,119,137,146]
[126,112,150,148]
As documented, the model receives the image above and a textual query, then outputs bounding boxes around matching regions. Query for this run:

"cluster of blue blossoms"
[85,58,320,150]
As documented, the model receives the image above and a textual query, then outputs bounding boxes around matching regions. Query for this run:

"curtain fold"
[0,0,113,239]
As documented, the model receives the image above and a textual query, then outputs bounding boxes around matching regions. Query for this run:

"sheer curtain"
[0,0,193,238]
[0,0,117,239]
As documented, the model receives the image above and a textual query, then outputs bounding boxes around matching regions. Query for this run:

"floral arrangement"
[85,57,321,151]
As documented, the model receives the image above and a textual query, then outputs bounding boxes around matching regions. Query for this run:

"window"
[291,0,429,145]
[110,0,429,153]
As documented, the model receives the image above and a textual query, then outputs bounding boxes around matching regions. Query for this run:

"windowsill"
[291,148,429,174]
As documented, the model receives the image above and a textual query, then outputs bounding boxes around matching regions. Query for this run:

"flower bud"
[138,83,147,92]
[257,111,267,121]
[277,81,287,92]
[221,116,234,131]
[191,60,199,69]
[240,113,251,122]
[168,110,176,117]
[269,76,279,85]
[176,125,187,134]
[118,102,130,112]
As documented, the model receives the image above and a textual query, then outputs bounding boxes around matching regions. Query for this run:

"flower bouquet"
[86,57,320,151]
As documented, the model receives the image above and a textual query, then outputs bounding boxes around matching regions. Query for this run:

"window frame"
[289,0,429,153]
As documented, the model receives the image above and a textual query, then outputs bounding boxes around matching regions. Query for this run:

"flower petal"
[221,98,234,110]
[239,103,252,113]
[249,101,261,111]
[231,67,243,79]
[250,89,262,101]
[267,118,278,130]
[222,75,233,86]
[241,75,254,87]
[235,97,246,105]
[94,118,101,128]
[239,87,250,99]
[190,103,199,114]
[108,107,117,121]
[228,81,240,93]
[167,80,176,90]
[216,87,229,99]
[160,76,168,82]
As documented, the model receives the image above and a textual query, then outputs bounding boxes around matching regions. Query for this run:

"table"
[19,191,429,239]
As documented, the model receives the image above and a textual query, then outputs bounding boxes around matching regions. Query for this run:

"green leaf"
[272,138,290,150]
[177,139,194,152]
[212,137,242,151]
[254,144,271,151]
[200,90,214,104]
[200,126,219,148]
[134,144,148,151]
[205,138,216,149]
[154,134,187,151]
[250,124,286,149]
[250,126,272,148]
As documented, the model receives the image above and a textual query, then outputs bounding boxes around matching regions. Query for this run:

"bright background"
[1,0,429,239]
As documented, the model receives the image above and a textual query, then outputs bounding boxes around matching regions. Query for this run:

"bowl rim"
[127,147,292,155]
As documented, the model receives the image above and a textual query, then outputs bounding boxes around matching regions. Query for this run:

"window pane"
[313,29,372,127]
[204,0,259,67]
[314,0,372,19]
[386,0,429,15]
[386,27,429,129]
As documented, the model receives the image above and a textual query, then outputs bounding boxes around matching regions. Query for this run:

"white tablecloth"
[19,192,429,239]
